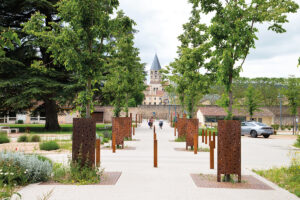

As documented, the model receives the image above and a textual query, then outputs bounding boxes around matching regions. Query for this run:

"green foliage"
[294,135,300,148]
[271,124,280,130]
[0,134,10,144]
[39,141,60,151]
[196,0,299,118]
[30,135,41,142]
[284,76,300,116]
[16,120,24,124]
[23,0,126,118]
[164,5,214,118]
[103,11,146,117]
[17,135,29,142]
[0,152,52,184]
[52,160,102,184]
[245,84,262,118]
[254,152,300,197]
[175,137,186,142]
[198,128,218,136]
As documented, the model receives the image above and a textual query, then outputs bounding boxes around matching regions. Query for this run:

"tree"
[165,4,214,119]
[245,84,262,119]
[23,0,123,119]
[284,76,300,135]
[197,0,299,119]
[0,0,79,131]
[103,12,146,117]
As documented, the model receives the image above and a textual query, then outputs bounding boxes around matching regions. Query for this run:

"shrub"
[40,141,60,151]
[0,135,10,144]
[103,131,111,139]
[30,135,41,142]
[271,124,280,130]
[17,135,29,142]
[15,120,24,124]
[0,152,52,184]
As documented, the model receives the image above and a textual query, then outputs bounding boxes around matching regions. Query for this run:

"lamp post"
[278,94,282,130]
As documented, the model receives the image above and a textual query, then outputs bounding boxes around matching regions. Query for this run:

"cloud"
[119,0,300,79]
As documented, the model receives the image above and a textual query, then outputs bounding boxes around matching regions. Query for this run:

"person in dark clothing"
[159,120,163,129]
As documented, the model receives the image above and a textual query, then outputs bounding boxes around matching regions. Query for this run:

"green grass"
[253,153,300,198]
[198,128,218,136]
[175,137,186,142]
[294,135,300,148]
[3,124,111,134]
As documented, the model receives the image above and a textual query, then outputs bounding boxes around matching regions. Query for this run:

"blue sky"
[119,0,300,78]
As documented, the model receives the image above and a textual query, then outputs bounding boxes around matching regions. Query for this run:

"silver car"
[241,121,274,138]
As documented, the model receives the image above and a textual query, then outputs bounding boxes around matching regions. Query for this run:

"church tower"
[150,54,162,84]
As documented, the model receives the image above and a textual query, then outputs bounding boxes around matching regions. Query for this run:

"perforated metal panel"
[217,120,241,182]
[72,118,96,167]
[186,119,199,149]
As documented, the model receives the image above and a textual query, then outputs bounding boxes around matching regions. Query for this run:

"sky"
[119,0,300,79]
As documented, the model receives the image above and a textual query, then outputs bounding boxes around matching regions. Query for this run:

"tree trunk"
[44,99,60,131]
[86,79,91,118]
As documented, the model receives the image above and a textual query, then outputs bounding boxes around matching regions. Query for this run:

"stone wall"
[97,105,184,123]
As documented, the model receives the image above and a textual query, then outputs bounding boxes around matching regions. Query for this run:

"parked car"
[241,121,274,138]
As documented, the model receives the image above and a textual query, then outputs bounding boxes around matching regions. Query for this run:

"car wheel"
[250,130,257,138]
[263,134,270,138]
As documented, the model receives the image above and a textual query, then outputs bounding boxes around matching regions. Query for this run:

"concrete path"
[14,120,299,200]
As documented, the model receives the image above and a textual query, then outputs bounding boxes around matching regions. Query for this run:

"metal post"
[280,97,282,130]
[112,133,116,153]
[194,133,198,154]
[210,141,214,169]
[96,139,100,167]
[154,139,158,168]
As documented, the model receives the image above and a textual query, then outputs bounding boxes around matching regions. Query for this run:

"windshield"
[254,122,268,126]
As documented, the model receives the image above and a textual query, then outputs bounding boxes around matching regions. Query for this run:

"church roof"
[150,54,162,71]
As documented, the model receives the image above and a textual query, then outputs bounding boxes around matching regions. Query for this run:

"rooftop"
[150,54,162,71]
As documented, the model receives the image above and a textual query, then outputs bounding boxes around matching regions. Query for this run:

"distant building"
[143,54,169,105]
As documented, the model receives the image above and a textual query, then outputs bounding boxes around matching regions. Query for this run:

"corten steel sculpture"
[112,117,129,149]
[217,120,241,182]
[72,118,96,167]
[186,119,199,150]
[177,117,188,138]
[96,138,101,167]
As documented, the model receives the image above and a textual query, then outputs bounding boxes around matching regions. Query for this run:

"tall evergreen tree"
[0,0,79,130]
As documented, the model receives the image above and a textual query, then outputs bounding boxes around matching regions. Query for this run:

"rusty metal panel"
[72,118,96,167]
[217,120,241,182]
[186,119,199,149]
[112,117,125,147]
[177,118,188,138]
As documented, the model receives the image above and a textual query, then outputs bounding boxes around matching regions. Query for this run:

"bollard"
[174,123,176,136]
[133,125,135,136]
[153,125,156,135]
[209,131,211,144]
[210,141,214,169]
[154,139,158,167]
[202,129,204,143]
[96,138,101,167]
[194,133,198,154]
[213,132,216,149]
[112,133,116,153]
[130,113,133,134]
[136,114,137,127]
[205,130,207,144]
[154,132,157,141]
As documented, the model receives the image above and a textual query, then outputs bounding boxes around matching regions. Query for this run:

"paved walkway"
[14,120,299,200]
